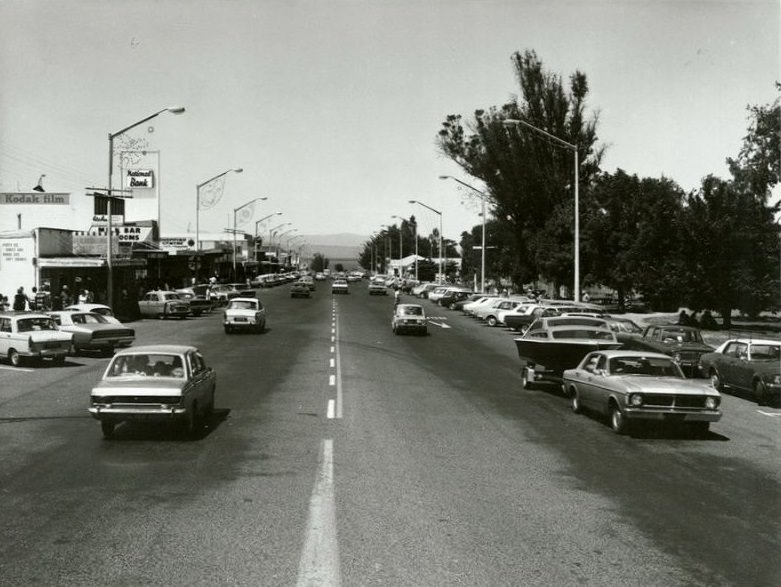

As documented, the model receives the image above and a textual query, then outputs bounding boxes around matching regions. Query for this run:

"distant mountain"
[300,233,367,266]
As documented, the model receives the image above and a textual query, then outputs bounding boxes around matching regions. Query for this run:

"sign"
[125,169,154,189]
[0,192,70,205]
[159,237,195,252]
[0,241,31,263]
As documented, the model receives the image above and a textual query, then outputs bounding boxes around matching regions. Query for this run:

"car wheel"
[183,404,200,439]
[609,403,629,434]
[224,326,231,334]
[688,422,710,438]
[710,370,723,392]
[570,387,582,413]
[754,380,770,406]
[9,349,22,367]
[487,316,497,327]
[158,313,165,320]
[520,368,535,390]
[101,420,115,439]
[52,354,65,365]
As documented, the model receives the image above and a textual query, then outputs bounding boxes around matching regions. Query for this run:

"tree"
[311,253,329,273]
[438,49,604,294]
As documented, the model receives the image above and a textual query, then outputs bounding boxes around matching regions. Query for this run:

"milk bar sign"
[125,169,154,189]
[0,192,70,205]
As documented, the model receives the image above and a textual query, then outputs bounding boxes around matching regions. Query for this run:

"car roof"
[0,311,53,319]
[722,338,781,346]
[397,303,424,309]
[114,344,197,355]
[229,297,259,302]
[589,350,672,359]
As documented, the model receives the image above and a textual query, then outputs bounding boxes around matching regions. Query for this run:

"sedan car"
[368,279,388,295]
[0,311,72,366]
[48,311,134,356]
[392,303,428,335]
[332,279,349,294]
[699,338,781,407]
[223,297,266,333]
[64,303,122,324]
[621,324,714,377]
[290,281,311,298]
[88,345,216,439]
[563,350,721,436]
[137,291,191,319]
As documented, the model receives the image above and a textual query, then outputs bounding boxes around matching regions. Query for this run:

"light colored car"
[223,297,266,333]
[392,303,428,335]
[0,311,73,366]
[563,350,722,436]
[462,295,499,316]
[473,298,527,326]
[368,279,387,295]
[88,344,216,439]
[174,286,214,316]
[65,303,122,324]
[138,291,191,319]
[332,279,349,294]
[48,310,134,356]
[426,286,450,304]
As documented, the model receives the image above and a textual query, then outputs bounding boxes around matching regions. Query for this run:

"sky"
[0,0,778,247]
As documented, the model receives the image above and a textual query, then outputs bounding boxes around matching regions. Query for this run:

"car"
[426,286,451,304]
[223,297,266,333]
[622,324,714,377]
[368,279,387,295]
[88,344,216,439]
[332,279,349,294]
[699,338,781,406]
[290,281,311,298]
[137,290,191,319]
[299,275,316,291]
[0,311,73,366]
[392,303,428,335]
[64,303,123,324]
[48,310,135,356]
[438,289,473,309]
[462,295,500,317]
[563,350,722,435]
[175,286,215,316]
[474,298,528,326]
[314,272,327,281]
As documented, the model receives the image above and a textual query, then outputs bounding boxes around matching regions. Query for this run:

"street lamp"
[268,222,291,248]
[233,197,268,278]
[503,118,580,302]
[196,167,243,280]
[408,200,443,283]
[254,212,282,261]
[439,175,486,293]
[106,106,185,307]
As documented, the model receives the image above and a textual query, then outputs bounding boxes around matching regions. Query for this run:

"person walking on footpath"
[13,287,30,311]
[60,285,72,310]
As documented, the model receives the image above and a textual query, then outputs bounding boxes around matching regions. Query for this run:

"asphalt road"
[0,282,779,586]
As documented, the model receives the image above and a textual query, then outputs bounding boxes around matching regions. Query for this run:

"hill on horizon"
[300,233,366,266]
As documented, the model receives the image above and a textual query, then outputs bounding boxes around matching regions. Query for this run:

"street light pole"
[439,175,486,293]
[233,197,268,279]
[196,167,242,280]
[408,200,443,283]
[503,118,580,302]
[391,215,406,279]
[254,212,282,261]
[106,106,185,307]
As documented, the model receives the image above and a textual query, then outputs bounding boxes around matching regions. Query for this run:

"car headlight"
[705,396,719,409]
[628,393,644,407]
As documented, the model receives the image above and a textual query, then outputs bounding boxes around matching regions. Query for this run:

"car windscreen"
[17,317,58,332]
[228,301,257,310]
[550,329,615,340]
[107,354,185,378]
[609,356,682,377]
[400,307,423,316]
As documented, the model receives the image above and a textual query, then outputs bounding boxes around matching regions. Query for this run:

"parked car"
[563,350,722,435]
[290,281,311,298]
[223,297,266,333]
[175,286,214,316]
[0,311,72,366]
[332,279,349,294]
[438,289,473,309]
[368,279,388,295]
[137,291,191,320]
[64,303,122,324]
[451,293,485,312]
[699,338,781,407]
[88,344,216,439]
[392,303,428,335]
[48,311,134,356]
[621,324,714,377]
[462,295,500,317]
[473,298,527,326]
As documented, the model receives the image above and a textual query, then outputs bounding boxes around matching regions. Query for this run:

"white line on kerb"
[297,438,341,586]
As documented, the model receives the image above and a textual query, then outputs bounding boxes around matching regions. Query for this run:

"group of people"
[677,309,720,330]
[1,284,97,312]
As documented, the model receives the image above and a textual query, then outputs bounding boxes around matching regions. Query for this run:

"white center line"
[297,439,341,586]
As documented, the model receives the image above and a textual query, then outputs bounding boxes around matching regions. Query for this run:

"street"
[0,283,779,586]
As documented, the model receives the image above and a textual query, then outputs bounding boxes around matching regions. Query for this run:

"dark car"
[699,338,781,406]
[290,282,311,298]
[622,324,714,377]
[439,289,473,309]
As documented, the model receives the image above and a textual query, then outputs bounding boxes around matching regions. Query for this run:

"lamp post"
[253,212,282,261]
[276,228,297,258]
[233,197,268,278]
[106,106,185,307]
[391,215,407,278]
[439,175,486,293]
[196,167,243,280]
[408,200,443,283]
[503,118,580,302]
[268,222,291,249]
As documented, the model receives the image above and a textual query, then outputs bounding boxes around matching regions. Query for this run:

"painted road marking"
[757,409,781,418]
[297,439,341,586]
[427,320,451,329]
[330,358,335,368]
[329,374,336,386]
[0,365,35,373]
[327,399,336,419]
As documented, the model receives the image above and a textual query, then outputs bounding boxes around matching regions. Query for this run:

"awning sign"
[0,192,70,205]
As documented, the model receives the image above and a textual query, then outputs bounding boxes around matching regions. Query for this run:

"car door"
[0,317,12,355]
[729,342,753,391]
[717,341,741,388]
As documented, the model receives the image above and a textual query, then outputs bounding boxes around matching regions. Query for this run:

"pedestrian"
[394,288,401,306]
[35,285,51,312]
[78,289,89,303]
[60,285,72,309]
[13,287,29,311]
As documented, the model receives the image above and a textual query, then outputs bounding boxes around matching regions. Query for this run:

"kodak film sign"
[0,192,70,205]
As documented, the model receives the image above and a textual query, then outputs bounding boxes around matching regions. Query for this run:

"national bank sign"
[1,192,70,205]
[125,169,154,189]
